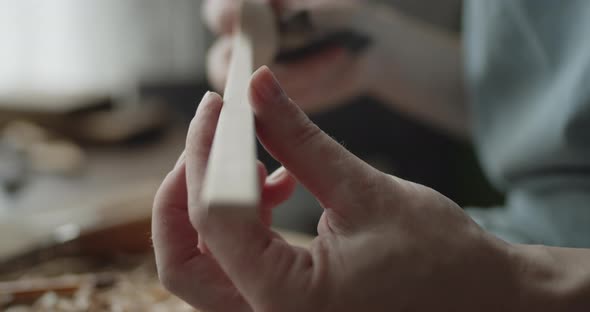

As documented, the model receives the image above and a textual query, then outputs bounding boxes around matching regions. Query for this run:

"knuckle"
[385,173,411,195]
[354,171,383,199]
[157,267,181,294]
[185,126,212,163]
[152,185,166,209]
[188,204,206,232]
[342,169,385,210]
[152,172,177,210]
[185,123,199,152]
[291,116,323,148]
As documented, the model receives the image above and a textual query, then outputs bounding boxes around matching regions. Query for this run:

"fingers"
[184,92,224,213]
[184,91,310,309]
[272,46,363,114]
[193,211,312,311]
[153,93,252,311]
[202,0,239,34]
[152,156,251,312]
[203,0,280,34]
[183,92,223,256]
[152,160,197,272]
[256,161,272,226]
[207,36,233,92]
[274,47,347,88]
[262,166,297,209]
[202,0,355,35]
[260,166,297,226]
[305,3,367,31]
[250,66,383,220]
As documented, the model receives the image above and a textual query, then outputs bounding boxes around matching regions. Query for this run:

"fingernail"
[256,66,285,103]
[268,166,287,183]
[196,91,212,115]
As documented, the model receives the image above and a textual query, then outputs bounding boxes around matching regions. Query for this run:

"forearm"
[511,244,590,311]
[363,7,468,138]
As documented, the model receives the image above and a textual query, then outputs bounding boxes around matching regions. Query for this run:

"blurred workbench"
[0,125,184,214]
[0,117,313,310]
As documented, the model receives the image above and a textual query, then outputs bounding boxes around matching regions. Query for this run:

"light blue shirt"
[464,0,590,247]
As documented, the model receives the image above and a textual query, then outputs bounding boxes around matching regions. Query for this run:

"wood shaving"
[1,255,196,311]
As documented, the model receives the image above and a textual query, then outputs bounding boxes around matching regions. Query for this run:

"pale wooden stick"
[201,1,278,218]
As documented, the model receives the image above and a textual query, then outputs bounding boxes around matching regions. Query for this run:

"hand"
[152,66,519,311]
[204,0,379,114]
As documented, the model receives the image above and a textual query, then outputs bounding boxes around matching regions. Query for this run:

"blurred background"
[0,0,501,309]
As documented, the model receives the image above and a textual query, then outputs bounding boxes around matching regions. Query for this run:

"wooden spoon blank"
[201,1,278,218]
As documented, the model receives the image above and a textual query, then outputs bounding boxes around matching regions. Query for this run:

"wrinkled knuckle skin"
[355,169,383,195]
[158,267,181,295]
[292,118,323,149]
[385,174,417,198]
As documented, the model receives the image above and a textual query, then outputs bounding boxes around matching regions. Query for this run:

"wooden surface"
[0,120,315,308]
[0,123,313,264]
[0,230,313,309]
[0,126,185,263]
[201,1,278,217]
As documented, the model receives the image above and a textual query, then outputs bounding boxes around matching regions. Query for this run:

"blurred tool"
[2,121,85,177]
[0,120,86,197]
[0,180,159,268]
[0,140,26,194]
[277,7,372,63]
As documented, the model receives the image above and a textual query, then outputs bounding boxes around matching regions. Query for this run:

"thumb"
[250,66,383,225]
[198,212,312,310]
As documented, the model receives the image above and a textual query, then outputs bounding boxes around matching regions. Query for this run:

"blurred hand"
[152,67,517,312]
[204,0,378,114]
